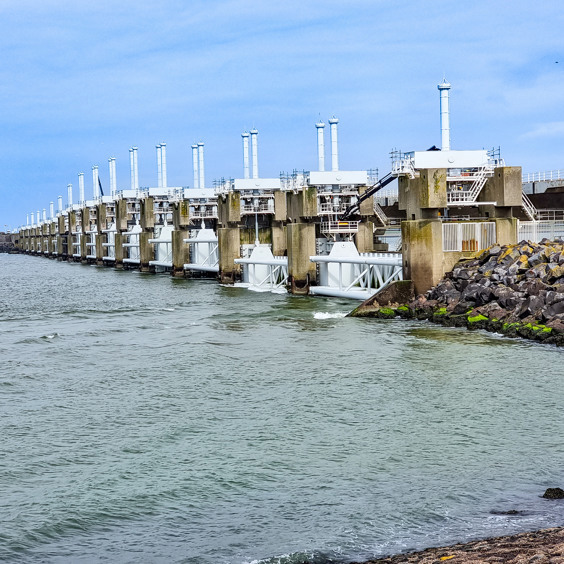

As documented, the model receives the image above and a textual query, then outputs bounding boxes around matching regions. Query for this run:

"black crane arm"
[341,172,396,219]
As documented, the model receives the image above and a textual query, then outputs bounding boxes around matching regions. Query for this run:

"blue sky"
[1,0,563,228]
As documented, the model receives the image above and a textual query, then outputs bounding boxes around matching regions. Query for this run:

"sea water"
[1,254,563,563]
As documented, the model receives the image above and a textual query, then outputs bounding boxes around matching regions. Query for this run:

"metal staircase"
[522,192,538,221]
[447,164,495,205]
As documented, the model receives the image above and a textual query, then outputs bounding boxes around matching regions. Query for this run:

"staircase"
[522,192,538,221]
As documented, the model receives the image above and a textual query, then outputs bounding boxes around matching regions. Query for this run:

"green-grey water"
[1,253,563,563]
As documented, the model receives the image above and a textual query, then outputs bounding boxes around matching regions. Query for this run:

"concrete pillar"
[401,219,444,295]
[171,200,191,277]
[140,197,155,231]
[218,227,241,284]
[358,185,375,217]
[494,217,518,246]
[271,224,286,256]
[80,211,88,262]
[96,204,107,264]
[480,166,523,216]
[218,192,241,225]
[116,199,128,232]
[355,221,374,253]
[114,232,124,270]
[139,232,154,272]
[286,222,317,294]
[95,232,104,265]
[172,200,191,229]
[172,229,190,277]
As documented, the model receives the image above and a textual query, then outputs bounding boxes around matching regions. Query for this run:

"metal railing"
[446,165,495,205]
[241,202,275,214]
[521,192,538,221]
[443,222,496,252]
[320,221,359,234]
[523,170,564,183]
[373,202,388,226]
[518,220,564,243]
[318,202,348,214]
[537,209,564,221]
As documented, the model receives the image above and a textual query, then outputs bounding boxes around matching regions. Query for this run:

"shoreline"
[349,527,564,563]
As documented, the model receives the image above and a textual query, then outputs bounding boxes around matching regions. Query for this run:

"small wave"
[313,312,347,320]
[244,550,332,564]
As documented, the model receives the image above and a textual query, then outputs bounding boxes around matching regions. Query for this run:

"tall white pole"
[49,202,54,219]
[315,120,326,172]
[110,157,117,196]
[78,172,85,204]
[26,213,29,226]
[160,142,167,189]
[67,184,73,208]
[58,196,63,213]
[242,132,250,179]
[92,166,99,200]
[192,144,199,189]
[329,117,339,171]
[198,142,205,189]
[438,79,451,151]
[36,210,40,224]
[43,208,47,222]
[129,149,135,191]
[108,158,113,196]
[250,128,258,179]
[156,144,162,189]
[132,147,139,193]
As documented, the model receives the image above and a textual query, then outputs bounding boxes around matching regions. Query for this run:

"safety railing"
[518,220,564,243]
[320,221,359,234]
[523,170,564,183]
[443,222,496,252]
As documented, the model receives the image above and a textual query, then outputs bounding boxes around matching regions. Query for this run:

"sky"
[1,0,563,229]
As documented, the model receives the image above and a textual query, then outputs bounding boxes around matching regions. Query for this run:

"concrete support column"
[140,197,155,231]
[80,211,89,262]
[139,232,154,272]
[494,217,518,246]
[401,219,444,295]
[95,234,104,265]
[116,199,128,232]
[172,229,190,277]
[56,234,64,260]
[355,221,374,253]
[114,232,124,270]
[96,204,107,265]
[218,227,241,284]
[286,222,317,295]
[271,223,286,256]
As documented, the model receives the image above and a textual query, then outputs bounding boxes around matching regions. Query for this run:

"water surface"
[1,254,563,563]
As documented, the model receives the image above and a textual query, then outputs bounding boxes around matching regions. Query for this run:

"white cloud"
[521,121,564,139]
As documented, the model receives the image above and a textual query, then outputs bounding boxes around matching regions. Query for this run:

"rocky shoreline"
[351,239,564,346]
[349,527,564,563]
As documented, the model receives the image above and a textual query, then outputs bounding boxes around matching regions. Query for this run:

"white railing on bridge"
[320,220,359,234]
[538,209,564,221]
[235,246,288,291]
[518,220,564,243]
[523,170,564,183]
[241,202,275,214]
[443,222,496,252]
[310,241,403,300]
[149,224,174,269]
[122,224,142,264]
[318,202,348,215]
[190,208,217,219]
[183,228,219,274]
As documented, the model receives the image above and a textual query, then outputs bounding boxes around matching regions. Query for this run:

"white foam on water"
[313,312,347,319]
